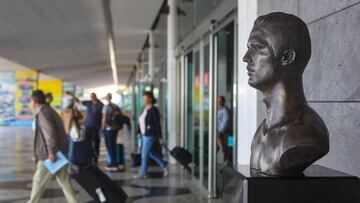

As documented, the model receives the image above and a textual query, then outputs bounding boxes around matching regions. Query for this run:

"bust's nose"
[243,50,252,64]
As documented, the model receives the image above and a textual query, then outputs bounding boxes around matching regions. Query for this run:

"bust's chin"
[248,80,260,89]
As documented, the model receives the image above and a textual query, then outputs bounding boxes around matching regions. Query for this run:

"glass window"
[202,42,210,187]
[186,52,194,152]
[186,50,201,179]
[193,50,201,178]
[215,22,235,191]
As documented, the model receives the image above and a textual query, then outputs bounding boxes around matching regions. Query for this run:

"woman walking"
[133,91,168,179]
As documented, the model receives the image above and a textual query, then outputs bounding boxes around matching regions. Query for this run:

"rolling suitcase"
[74,165,127,203]
[163,145,192,171]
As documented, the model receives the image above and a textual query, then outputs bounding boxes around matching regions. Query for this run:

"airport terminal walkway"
[0,127,222,203]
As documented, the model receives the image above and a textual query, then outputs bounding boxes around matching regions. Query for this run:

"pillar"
[237,0,259,165]
[167,0,178,161]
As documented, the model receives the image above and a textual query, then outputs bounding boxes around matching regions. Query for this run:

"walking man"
[28,90,79,203]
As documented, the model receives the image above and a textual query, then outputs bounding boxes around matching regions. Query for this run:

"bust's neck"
[261,78,306,131]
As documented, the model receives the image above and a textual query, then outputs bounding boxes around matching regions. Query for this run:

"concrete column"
[167,0,178,159]
[237,0,259,165]
[148,31,155,82]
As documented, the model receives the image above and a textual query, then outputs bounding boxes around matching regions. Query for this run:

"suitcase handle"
[161,144,171,153]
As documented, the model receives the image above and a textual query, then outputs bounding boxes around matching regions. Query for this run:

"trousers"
[28,161,79,203]
[140,135,167,176]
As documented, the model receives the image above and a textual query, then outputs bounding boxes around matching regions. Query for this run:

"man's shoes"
[104,165,119,172]
[133,173,147,179]
[163,167,169,177]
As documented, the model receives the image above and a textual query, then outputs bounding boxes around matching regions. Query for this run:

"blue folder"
[44,151,69,175]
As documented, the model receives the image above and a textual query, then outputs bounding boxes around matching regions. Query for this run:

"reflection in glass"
[203,43,210,187]
[215,21,235,193]
[186,52,194,152]
[194,51,201,178]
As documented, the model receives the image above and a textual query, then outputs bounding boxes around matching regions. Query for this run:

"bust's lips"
[246,64,255,77]
[247,71,254,76]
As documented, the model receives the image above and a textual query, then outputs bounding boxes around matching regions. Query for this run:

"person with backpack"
[101,93,123,172]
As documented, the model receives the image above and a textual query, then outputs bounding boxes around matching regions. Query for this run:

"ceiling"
[0,0,163,89]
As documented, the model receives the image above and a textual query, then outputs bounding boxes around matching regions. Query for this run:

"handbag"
[69,108,85,142]
[70,122,85,142]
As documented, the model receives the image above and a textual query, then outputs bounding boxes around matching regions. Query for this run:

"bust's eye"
[252,45,261,52]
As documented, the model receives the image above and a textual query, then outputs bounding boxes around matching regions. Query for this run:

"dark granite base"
[222,165,360,203]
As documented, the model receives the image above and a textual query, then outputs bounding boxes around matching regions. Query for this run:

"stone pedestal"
[222,165,360,203]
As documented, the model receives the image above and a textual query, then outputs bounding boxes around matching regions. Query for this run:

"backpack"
[106,104,124,130]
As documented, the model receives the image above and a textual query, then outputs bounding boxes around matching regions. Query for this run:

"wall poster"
[0,71,16,126]
[14,69,38,126]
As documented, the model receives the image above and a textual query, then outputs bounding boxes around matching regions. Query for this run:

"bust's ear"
[281,49,296,66]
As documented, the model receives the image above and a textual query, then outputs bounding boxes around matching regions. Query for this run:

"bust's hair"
[254,12,311,73]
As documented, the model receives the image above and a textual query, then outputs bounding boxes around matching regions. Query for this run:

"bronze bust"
[243,12,329,176]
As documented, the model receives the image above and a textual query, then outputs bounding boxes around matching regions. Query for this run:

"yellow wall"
[38,79,63,113]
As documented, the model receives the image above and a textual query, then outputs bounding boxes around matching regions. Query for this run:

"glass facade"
[177,0,229,42]
[193,50,201,178]
[216,22,235,163]
[186,52,194,153]
[202,42,210,188]
[181,19,236,195]
[132,0,238,197]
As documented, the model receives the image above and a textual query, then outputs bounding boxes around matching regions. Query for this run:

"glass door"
[185,50,201,179]
[193,50,201,178]
[214,20,236,194]
[181,14,237,199]
[186,52,193,153]
[202,40,210,188]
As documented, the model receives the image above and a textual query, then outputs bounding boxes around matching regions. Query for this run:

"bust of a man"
[243,12,329,176]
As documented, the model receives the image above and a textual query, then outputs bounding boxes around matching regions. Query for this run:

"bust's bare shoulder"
[278,106,329,174]
[282,105,329,147]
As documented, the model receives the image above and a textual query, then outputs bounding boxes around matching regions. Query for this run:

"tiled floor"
[0,127,223,203]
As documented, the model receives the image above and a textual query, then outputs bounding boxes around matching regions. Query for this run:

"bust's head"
[243,12,311,90]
